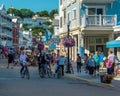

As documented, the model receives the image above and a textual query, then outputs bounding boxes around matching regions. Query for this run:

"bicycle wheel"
[57,67,62,79]
[70,66,74,74]
[39,65,45,78]
[47,68,53,78]
[25,69,30,79]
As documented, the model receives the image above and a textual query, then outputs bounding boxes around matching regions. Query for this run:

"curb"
[64,74,114,87]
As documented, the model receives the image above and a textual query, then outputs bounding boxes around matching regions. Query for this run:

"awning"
[106,40,120,48]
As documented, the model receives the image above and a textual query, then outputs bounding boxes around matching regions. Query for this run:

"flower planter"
[100,74,113,84]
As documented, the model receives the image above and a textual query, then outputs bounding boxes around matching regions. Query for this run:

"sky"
[0,0,59,12]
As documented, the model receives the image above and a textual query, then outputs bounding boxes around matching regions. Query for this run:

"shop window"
[89,38,95,44]
[96,38,102,43]
[89,45,95,53]
[104,38,108,43]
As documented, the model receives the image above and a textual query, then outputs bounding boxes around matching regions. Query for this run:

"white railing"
[81,15,117,27]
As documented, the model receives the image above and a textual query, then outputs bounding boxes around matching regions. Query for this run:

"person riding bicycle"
[45,53,51,70]
[19,51,28,78]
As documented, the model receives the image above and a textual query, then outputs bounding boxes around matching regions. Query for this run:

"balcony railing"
[82,0,115,4]
[81,15,117,28]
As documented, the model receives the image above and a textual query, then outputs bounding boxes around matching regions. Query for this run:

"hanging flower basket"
[32,38,37,43]
[62,37,75,47]
[37,43,44,50]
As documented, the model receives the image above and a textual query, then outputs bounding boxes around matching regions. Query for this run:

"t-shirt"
[87,58,95,67]
[93,55,100,66]
[58,56,66,65]
[99,54,105,62]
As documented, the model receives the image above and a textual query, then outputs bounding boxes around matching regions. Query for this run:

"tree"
[36,10,49,17]
[7,8,21,16]
[43,21,52,26]
[49,9,58,19]
[48,26,54,35]
[22,24,31,31]
[19,8,35,18]
[32,27,46,37]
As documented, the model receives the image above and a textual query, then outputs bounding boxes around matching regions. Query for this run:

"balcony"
[82,0,115,4]
[81,15,117,30]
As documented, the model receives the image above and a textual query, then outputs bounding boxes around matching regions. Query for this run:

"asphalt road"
[0,59,120,96]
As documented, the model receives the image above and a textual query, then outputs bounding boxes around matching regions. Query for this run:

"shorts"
[100,62,104,67]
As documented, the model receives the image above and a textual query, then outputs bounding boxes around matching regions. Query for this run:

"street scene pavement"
[0,59,120,96]
[67,64,120,88]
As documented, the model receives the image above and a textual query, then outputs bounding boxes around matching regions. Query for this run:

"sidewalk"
[65,64,120,88]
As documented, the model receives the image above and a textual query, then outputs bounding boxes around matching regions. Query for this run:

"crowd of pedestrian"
[82,50,120,77]
[1,46,120,80]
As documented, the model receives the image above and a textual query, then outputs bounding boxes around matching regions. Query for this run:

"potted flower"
[102,74,114,84]
[62,37,75,47]
[37,43,44,50]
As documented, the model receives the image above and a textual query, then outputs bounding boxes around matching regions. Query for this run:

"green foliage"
[32,27,46,37]
[36,10,49,17]
[19,9,35,18]
[22,24,30,30]
[48,26,54,35]
[7,8,21,16]
[7,8,55,36]
[7,8,35,18]
[43,21,52,26]
[49,9,58,19]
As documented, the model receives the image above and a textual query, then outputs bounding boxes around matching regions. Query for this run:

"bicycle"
[20,62,30,79]
[46,64,53,78]
[39,63,46,78]
[70,64,74,74]
[55,65,62,79]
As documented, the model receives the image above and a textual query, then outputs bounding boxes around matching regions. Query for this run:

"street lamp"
[39,32,42,56]
[66,21,71,73]
[39,32,42,42]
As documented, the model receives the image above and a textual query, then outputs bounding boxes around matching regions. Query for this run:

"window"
[63,10,66,24]
[88,7,104,15]
[73,9,76,19]
[104,38,108,43]
[88,8,96,15]
[67,12,70,21]
[96,38,102,43]
[60,0,62,5]
[89,45,95,53]
[60,17,62,28]
[89,38,95,44]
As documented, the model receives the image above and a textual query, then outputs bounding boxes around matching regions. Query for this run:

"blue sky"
[0,0,59,12]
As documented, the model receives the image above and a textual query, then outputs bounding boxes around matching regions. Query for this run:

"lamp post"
[39,32,42,42]
[66,21,71,73]
[39,32,42,56]
[29,28,32,48]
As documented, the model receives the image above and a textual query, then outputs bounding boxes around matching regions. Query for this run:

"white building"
[19,15,50,28]
[22,29,32,48]
[53,14,59,36]
[0,4,12,48]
